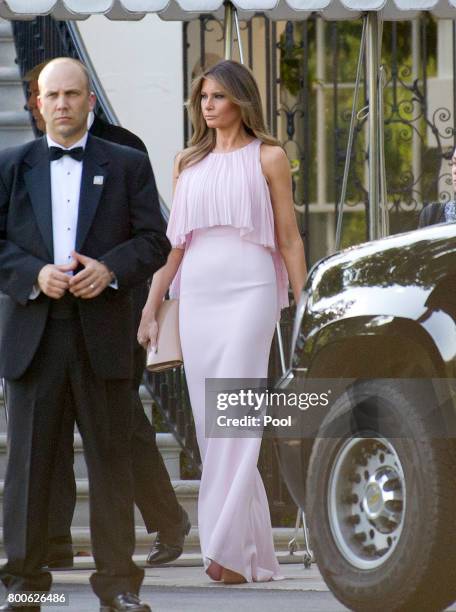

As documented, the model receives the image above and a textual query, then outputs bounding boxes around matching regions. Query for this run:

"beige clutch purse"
[146,299,183,372]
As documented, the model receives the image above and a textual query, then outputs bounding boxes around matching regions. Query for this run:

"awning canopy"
[1,0,456,22]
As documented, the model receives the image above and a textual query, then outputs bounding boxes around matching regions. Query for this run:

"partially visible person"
[138,60,307,585]
[23,61,190,570]
[25,61,145,148]
[24,62,47,133]
[418,149,456,226]
[25,62,145,148]
[0,57,170,612]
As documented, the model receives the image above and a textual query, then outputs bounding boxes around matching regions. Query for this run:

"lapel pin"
[93,175,104,185]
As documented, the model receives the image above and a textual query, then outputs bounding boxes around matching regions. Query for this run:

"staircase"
[69,388,200,555]
[0,384,200,556]
[0,18,33,151]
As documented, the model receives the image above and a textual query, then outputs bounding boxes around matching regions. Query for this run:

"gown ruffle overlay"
[167,139,288,582]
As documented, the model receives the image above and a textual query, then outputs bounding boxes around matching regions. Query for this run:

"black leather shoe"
[44,535,74,569]
[146,509,191,567]
[0,602,40,611]
[100,593,151,612]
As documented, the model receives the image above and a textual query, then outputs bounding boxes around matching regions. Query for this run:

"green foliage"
[278,16,440,248]
[340,211,366,249]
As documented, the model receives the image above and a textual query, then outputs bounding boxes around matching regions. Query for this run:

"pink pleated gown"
[167,139,288,582]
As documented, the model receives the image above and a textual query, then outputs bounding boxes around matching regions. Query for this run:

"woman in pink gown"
[138,60,306,584]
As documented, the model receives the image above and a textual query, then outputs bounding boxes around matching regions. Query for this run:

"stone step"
[0,388,202,553]
[0,66,20,80]
[0,386,156,430]
[0,20,13,39]
[73,432,182,480]
[72,525,203,556]
[0,67,27,112]
[0,388,183,479]
[0,479,200,555]
[0,127,34,150]
[0,30,13,43]
[0,40,17,66]
[0,431,182,480]
[0,21,14,65]
[0,18,32,149]
[0,478,199,529]
[0,527,301,560]
[0,110,30,126]
[0,84,26,111]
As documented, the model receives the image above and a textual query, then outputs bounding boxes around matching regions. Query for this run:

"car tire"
[306,379,456,612]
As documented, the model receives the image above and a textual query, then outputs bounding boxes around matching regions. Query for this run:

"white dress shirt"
[47,132,88,267]
[29,134,87,300]
[29,131,117,299]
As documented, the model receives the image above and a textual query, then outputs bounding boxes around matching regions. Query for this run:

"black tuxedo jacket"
[0,134,171,380]
[89,116,150,329]
[90,115,148,155]
[418,202,446,228]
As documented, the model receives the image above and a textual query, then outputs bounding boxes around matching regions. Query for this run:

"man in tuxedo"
[24,64,190,569]
[0,57,170,611]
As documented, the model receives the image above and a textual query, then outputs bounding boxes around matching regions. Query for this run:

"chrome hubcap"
[328,437,406,569]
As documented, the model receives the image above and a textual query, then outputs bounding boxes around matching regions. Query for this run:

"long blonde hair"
[179,60,280,173]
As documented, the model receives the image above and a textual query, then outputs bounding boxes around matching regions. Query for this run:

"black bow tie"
[49,146,84,162]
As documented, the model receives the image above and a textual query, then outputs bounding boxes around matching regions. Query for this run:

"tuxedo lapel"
[23,139,53,259]
[76,135,109,251]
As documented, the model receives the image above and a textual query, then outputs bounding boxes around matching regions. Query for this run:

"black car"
[275,222,456,612]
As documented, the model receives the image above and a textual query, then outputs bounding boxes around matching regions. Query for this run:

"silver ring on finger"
[90,283,95,290]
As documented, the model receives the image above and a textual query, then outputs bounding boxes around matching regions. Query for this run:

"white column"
[438,20,453,78]
[437,20,453,199]
[316,17,327,209]
[412,19,422,203]
[367,12,380,239]
[326,211,335,253]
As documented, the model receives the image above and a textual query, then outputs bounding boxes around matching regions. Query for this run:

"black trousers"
[47,343,182,543]
[0,318,143,601]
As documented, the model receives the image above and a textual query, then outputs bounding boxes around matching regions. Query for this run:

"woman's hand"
[137,312,159,351]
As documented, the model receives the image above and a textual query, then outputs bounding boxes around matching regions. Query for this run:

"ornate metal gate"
[183,15,456,263]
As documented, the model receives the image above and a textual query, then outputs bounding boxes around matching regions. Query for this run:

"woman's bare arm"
[137,153,185,348]
[260,144,307,303]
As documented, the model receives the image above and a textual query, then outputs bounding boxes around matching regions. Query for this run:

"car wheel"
[306,379,456,612]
